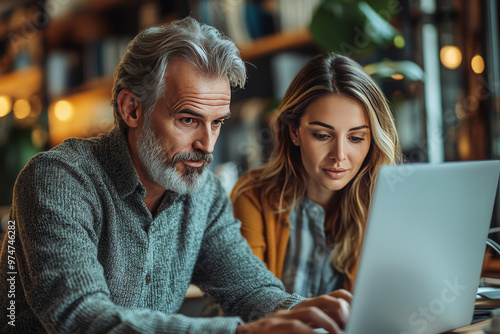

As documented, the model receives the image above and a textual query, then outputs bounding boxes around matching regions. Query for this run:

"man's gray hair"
[111,16,246,131]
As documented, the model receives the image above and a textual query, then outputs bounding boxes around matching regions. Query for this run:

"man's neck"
[143,184,166,217]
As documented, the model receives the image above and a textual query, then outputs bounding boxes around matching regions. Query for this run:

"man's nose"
[193,125,216,154]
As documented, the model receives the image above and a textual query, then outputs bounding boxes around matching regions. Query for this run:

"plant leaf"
[364,60,425,81]
[358,2,399,45]
[309,0,401,55]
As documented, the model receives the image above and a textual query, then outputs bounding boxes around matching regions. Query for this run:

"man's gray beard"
[136,119,213,194]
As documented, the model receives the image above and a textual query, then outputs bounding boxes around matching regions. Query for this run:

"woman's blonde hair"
[232,53,402,286]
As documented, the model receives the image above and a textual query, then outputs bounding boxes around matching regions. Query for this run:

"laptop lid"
[345,160,500,334]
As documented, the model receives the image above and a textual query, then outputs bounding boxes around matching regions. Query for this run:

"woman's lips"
[323,168,348,179]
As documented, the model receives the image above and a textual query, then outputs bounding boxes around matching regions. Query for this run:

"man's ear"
[117,89,142,129]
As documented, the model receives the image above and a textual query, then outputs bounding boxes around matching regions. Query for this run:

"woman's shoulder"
[231,169,289,216]
[231,171,265,202]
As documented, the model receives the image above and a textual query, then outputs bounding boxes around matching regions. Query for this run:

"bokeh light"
[54,100,74,121]
[440,45,462,70]
[0,96,12,117]
[32,125,48,148]
[13,99,31,119]
[391,73,404,80]
[471,55,485,74]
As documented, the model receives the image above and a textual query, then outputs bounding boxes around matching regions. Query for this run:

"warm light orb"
[32,126,48,148]
[13,99,31,119]
[54,100,74,121]
[0,96,12,117]
[440,45,462,70]
[391,73,404,80]
[471,55,485,74]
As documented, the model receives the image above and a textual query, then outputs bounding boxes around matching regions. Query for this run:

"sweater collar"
[106,127,146,199]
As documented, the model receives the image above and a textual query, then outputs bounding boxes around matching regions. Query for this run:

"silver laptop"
[345,160,500,334]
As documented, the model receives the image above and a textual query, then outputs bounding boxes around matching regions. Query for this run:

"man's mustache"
[171,151,213,166]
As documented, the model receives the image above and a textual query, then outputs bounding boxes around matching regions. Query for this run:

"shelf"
[69,0,142,12]
[45,0,143,48]
[0,66,42,98]
[238,28,313,60]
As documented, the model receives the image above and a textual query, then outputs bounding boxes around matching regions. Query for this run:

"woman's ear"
[117,89,143,129]
[289,125,300,146]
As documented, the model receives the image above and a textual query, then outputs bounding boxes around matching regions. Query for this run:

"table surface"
[445,319,490,333]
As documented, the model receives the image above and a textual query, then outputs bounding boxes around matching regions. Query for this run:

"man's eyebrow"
[178,109,231,120]
[308,121,369,131]
[178,109,204,118]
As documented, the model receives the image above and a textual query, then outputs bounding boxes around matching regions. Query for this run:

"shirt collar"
[301,196,325,216]
[105,127,146,199]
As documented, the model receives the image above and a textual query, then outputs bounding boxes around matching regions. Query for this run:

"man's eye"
[212,120,224,127]
[181,118,194,125]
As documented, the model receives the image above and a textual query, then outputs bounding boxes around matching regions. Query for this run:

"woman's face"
[290,94,372,203]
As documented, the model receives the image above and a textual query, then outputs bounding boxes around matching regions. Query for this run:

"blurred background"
[0,0,499,233]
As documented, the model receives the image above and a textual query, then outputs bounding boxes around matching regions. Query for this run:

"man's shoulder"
[44,136,99,159]
[20,135,108,180]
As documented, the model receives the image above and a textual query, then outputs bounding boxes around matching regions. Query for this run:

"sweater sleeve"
[191,178,305,323]
[8,154,241,334]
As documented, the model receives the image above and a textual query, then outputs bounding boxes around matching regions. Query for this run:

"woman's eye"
[349,136,364,143]
[312,133,329,140]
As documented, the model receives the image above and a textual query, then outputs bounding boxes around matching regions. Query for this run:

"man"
[0,17,350,333]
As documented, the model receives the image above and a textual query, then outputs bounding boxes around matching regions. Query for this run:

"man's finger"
[283,306,343,333]
[327,289,353,304]
[296,295,350,329]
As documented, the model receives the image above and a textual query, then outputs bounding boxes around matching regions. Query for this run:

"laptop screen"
[345,160,500,334]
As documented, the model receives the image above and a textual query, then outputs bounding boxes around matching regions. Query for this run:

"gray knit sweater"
[0,128,304,333]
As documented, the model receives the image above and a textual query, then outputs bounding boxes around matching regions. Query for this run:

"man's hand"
[235,289,352,334]
[293,289,352,329]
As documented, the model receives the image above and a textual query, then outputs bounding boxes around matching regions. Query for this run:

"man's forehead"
[158,91,231,120]
[163,57,230,94]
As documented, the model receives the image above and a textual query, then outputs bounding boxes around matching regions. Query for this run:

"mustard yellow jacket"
[231,179,291,281]
[231,177,355,291]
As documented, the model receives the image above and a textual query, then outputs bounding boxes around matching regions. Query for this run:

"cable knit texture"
[0,127,304,333]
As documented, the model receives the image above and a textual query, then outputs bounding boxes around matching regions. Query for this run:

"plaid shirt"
[282,197,344,297]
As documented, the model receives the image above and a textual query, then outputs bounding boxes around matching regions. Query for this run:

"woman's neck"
[305,188,336,210]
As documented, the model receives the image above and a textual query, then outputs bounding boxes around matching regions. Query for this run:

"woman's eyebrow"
[308,121,369,131]
[308,121,334,129]
[349,125,370,131]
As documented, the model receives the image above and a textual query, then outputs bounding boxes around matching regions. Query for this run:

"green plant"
[309,0,424,81]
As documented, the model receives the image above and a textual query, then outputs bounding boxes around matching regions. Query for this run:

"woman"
[231,53,402,296]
